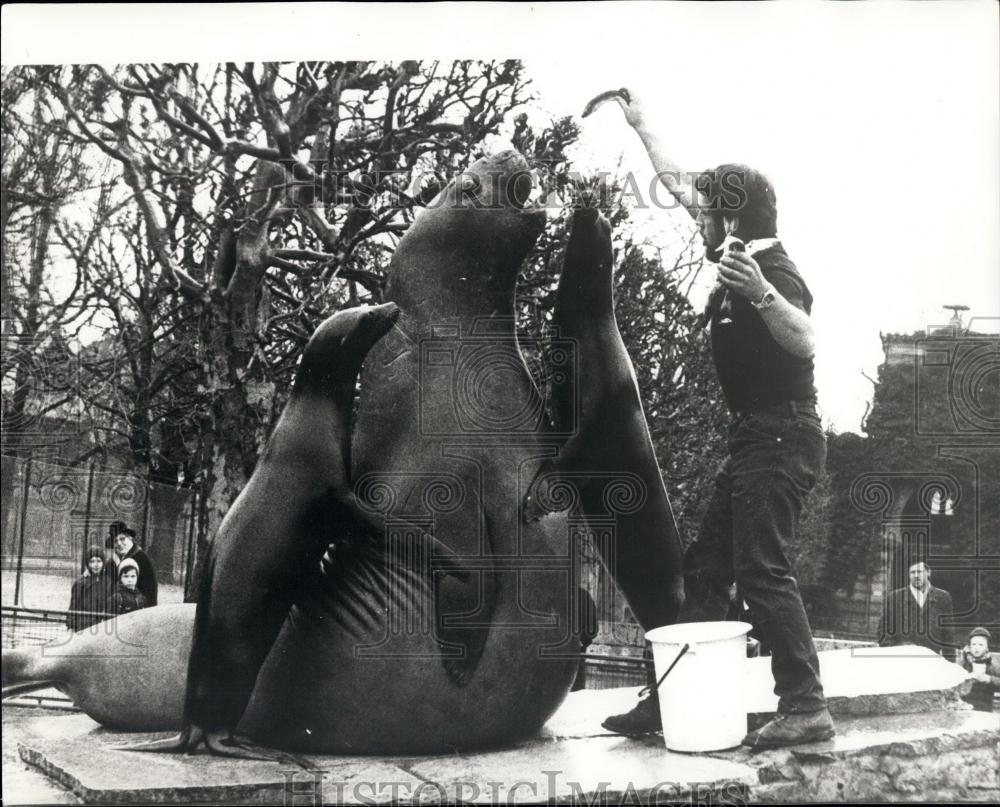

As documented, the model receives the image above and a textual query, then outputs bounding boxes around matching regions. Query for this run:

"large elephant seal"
[525,207,684,632]
[234,150,586,754]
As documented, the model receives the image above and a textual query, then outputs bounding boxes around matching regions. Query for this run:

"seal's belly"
[240,549,579,753]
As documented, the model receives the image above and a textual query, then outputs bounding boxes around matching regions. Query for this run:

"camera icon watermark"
[418,318,577,437]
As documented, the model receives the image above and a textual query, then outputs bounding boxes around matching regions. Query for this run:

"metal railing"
[579,654,652,689]
[2,605,80,709]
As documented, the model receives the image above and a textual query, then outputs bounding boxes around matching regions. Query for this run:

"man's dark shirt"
[879,585,956,656]
[708,243,816,412]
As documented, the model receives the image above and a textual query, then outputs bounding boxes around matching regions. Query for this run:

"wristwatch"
[752,286,777,310]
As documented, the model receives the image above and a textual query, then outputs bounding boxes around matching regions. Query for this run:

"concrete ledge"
[14,698,999,804]
[9,646,997,804]
[744,645,973,728]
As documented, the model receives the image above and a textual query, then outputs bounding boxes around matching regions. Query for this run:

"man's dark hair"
[694,163,778,240]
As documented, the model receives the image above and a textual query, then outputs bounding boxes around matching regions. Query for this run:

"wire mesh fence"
[1,605,78,709]
[1,455,199,606]
[1,605,81,649]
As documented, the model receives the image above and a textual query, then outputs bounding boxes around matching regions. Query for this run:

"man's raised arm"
[611,91,700,220]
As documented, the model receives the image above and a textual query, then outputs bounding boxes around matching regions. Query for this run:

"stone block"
[12,714,423,805]
[7,650,998,805]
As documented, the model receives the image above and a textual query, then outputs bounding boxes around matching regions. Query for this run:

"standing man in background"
[598,90,834,749]
[879,559,957,658]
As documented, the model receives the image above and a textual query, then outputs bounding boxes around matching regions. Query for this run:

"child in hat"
[958,627,1000,712]
[66,545,114,631]
[112,558,148,616]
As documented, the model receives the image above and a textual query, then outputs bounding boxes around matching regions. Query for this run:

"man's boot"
[601,688,662,735]
[741,707,835,750]
[602,643,663,735]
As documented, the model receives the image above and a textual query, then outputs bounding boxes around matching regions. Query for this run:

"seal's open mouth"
[519,169,550,211]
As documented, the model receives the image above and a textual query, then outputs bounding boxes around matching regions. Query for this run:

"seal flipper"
[435,567,498,685]
[433,509,498,686]
[330,491,470,582]
[120,725,315,769]
[522,433,596,522]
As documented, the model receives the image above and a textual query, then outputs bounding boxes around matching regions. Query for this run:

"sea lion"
[127,302,465,760]
[524,206,685,632]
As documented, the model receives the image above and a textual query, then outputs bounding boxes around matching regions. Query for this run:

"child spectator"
[113,558,148,616]
[958,627,1000,712]
[112,526,158,606]
[66,546,114,632]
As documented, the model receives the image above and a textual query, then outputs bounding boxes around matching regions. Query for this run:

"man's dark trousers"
[678,400,827,714]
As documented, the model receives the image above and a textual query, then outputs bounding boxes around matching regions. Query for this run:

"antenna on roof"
[942,304,969,331]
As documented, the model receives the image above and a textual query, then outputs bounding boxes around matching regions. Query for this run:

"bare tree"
[29,60,533,564]
[1,68,114,550]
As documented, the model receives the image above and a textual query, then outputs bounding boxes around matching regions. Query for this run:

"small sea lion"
[524,206,685,631]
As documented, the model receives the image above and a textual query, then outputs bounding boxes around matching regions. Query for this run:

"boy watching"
[958,627,999,712]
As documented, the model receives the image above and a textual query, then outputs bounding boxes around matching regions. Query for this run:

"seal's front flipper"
[117,724,204,755]
[336,493,470,581]
[433,510,498,686]
[205,733,315,770]
[119,726,314,769]
[435,567,498,686]
[523,458,560,522]
[522,437,593,522]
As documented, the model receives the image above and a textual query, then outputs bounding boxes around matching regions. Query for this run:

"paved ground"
[2,707,82,806]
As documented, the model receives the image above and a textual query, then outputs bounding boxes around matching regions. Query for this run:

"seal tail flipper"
[209,733,316,770]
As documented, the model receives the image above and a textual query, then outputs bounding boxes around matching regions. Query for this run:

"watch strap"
[752,286,777,310]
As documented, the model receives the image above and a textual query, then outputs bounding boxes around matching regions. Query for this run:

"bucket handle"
[640,642,690,698]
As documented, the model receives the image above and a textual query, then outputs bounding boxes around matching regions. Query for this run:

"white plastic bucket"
[645,621,752,752]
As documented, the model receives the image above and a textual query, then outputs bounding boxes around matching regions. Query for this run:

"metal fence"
[1,605,77,709]
[581,654,652,689]
[1,455,199,600]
